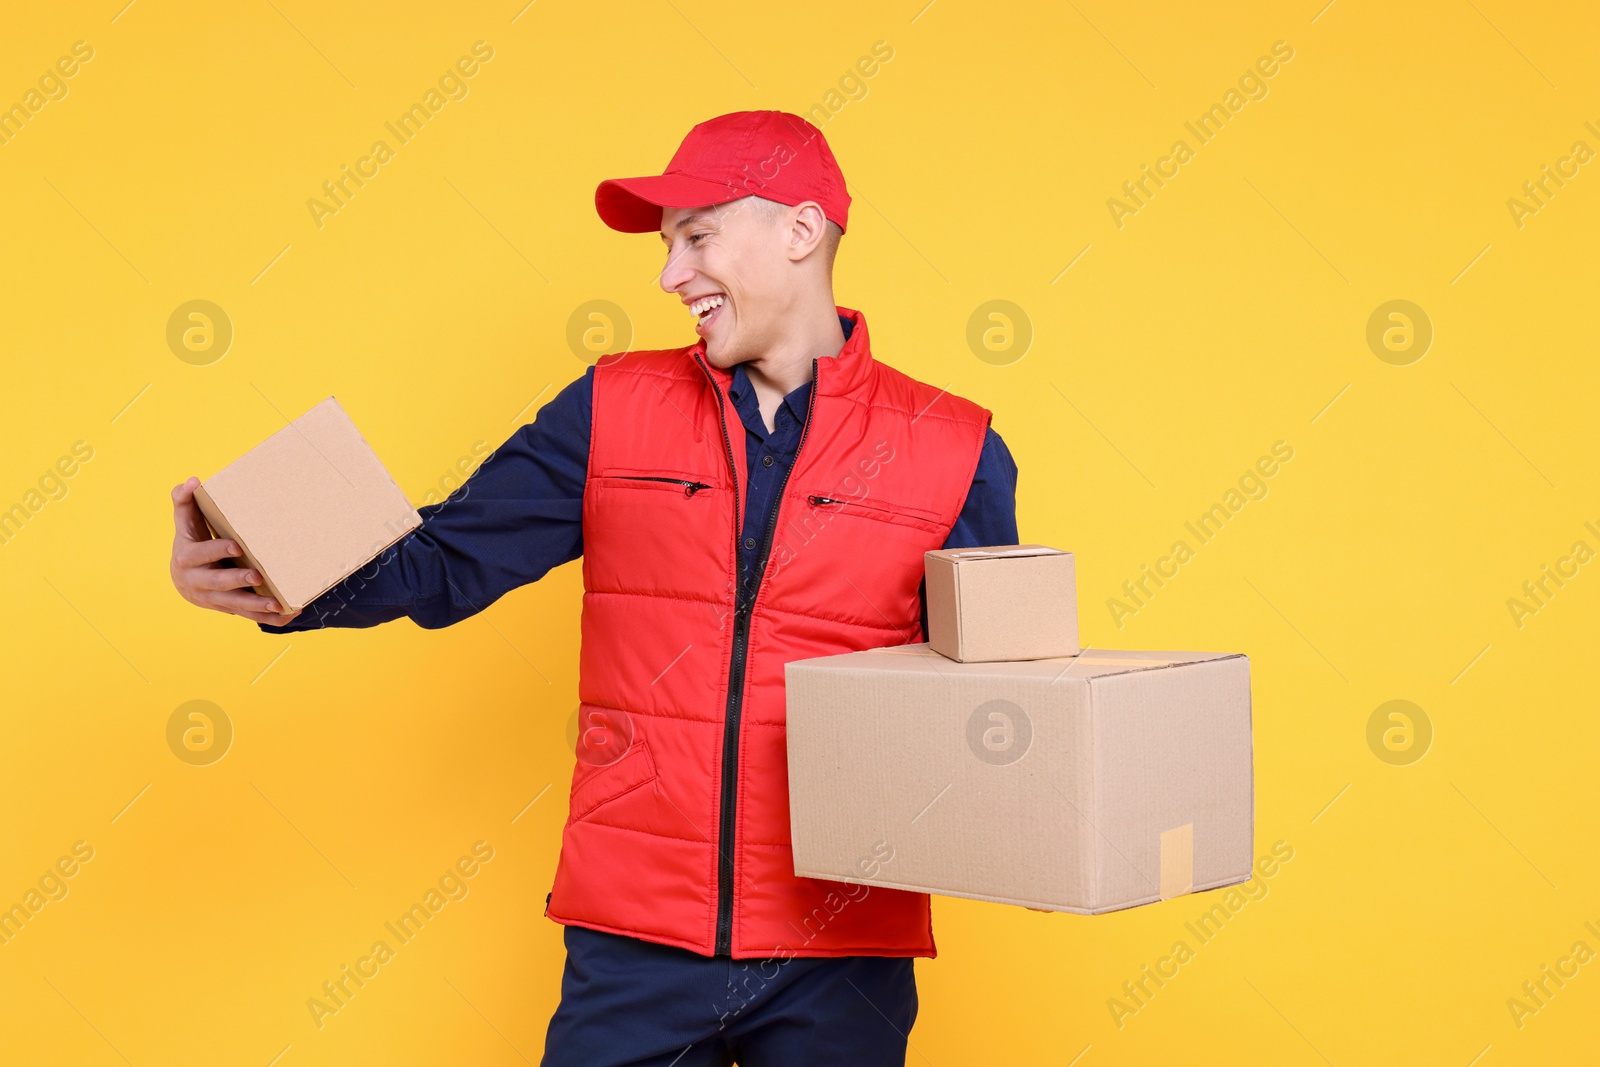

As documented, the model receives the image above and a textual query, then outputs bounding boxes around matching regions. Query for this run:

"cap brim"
[595,173,745,233]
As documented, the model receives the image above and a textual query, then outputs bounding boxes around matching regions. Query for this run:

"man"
[169,110,1018,1065]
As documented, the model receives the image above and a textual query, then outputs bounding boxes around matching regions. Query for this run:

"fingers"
[177,536,243,568]
[207,587,288,616]
[169,479,301,624]
[193,563,265,593]
[238,607,303,626]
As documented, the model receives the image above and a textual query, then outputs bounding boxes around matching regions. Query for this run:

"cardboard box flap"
[929,544,1065,563]
[788,643,1243,683]
[1059,649,1246,680]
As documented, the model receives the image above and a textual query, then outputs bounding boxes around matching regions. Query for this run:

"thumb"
[171,476,212,543]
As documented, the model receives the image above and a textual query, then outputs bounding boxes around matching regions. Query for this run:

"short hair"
[744,196,842,272]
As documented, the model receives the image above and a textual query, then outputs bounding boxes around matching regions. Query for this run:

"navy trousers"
[540,924,919,1066]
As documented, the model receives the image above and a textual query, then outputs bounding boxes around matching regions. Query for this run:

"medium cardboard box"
[924,544,1079,662]
[193,397,421,614]
[785,643,1253,913]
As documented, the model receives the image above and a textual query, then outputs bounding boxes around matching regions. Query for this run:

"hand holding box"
[191,397,420,615]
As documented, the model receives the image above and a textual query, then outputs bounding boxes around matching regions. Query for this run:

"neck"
[741,294,846,421]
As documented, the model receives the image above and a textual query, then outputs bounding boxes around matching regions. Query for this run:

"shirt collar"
[728,363,809,439]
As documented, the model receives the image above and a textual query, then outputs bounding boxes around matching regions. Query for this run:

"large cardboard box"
[785,644,1253,913]
[924,545,1079,661]
[193,397,420,614]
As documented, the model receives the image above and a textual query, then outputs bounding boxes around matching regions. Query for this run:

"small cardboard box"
[785,644,1253,914]
[924,544,1079,661]
[193,397,420,614]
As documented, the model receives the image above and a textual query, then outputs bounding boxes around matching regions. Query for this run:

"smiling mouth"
[691,294,725,334]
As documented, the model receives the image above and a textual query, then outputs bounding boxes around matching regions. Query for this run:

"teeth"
[691,294,725,318]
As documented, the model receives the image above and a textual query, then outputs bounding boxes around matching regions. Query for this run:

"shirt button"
[762,455,774,467]
[744,537,756,549]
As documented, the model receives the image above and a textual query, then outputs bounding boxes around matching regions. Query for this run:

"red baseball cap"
[595,110,851,235]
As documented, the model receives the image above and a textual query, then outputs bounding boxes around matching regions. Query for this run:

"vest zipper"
[614,475,712,496]
[695,351,822,957]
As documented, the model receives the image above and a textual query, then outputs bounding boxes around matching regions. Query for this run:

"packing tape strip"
[1159,822,1194,900]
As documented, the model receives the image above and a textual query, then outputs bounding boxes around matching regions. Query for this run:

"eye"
[688,233,706,245]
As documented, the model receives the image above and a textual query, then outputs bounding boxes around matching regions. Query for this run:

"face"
[659,198,787,368]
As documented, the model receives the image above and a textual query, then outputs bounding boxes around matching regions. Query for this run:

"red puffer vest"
[545,305,992,958]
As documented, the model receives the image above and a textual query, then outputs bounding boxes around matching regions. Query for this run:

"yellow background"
[3,0,1597,1062]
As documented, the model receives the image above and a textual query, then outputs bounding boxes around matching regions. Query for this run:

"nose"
[659,247,694,294]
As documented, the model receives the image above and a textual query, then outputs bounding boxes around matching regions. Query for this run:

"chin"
[703,341,740,369]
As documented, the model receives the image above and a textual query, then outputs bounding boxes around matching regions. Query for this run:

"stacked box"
[924,544,1078,661]
[785,544,1253,913]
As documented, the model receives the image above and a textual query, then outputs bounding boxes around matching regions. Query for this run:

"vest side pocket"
[566,733,659,825]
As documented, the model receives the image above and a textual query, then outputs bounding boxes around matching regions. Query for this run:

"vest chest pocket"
[595,467,720,497]
[586,467,728,589]
[802,490,945,535]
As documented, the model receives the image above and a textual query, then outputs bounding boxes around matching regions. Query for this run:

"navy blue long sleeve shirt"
[259,315,1019,638]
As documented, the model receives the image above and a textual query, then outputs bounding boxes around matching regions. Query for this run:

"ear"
[784,201,829,263]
